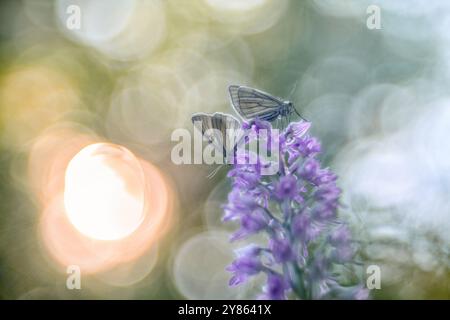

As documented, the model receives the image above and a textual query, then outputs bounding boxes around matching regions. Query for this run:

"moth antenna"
[288,80,299,100]
[293,105,308,122]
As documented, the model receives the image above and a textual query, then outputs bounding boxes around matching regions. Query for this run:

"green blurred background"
[0,0,448,299]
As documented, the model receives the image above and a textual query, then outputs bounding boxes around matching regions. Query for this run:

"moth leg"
[207,165,223,179]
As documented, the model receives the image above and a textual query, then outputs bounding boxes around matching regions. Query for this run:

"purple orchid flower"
[223,119,368,300]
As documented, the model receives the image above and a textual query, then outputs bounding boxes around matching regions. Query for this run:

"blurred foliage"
[0,0,448,299]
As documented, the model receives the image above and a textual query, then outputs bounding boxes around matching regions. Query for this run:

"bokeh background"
[0,0,449,299]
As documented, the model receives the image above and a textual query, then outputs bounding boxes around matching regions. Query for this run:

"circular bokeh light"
[64,143,146,240]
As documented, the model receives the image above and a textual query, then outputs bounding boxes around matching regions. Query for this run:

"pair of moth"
[191,85,305,175]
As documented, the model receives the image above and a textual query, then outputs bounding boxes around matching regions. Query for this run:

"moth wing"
[191,112,242,159]
[222,113,243,158]
[229,85,283,121]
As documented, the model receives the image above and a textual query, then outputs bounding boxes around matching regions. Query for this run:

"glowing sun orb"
[64,143,146,240]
